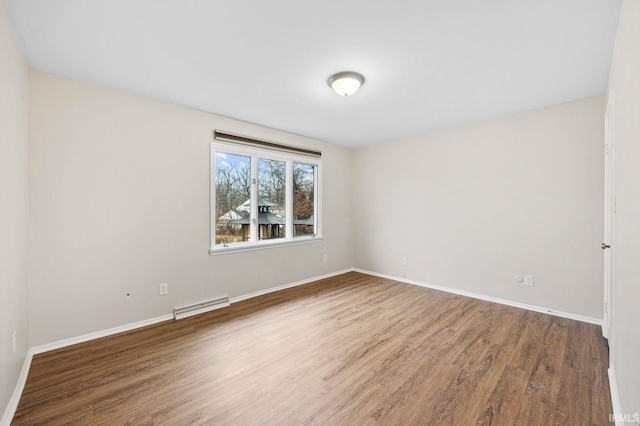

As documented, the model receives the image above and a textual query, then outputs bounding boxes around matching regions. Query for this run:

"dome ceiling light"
[327,71,365,97]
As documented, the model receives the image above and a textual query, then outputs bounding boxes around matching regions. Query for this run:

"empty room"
[1,0,639,424]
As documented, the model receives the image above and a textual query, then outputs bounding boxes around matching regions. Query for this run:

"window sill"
[209,236,323,256]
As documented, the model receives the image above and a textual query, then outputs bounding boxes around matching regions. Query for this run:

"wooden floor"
[13,272,611,425]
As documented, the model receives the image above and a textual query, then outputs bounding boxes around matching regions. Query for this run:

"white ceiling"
[3,0,621,148]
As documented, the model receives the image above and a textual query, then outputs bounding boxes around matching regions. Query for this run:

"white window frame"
[210,141,322,255]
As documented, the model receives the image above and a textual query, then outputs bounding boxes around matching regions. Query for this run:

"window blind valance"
[214,130,322,158]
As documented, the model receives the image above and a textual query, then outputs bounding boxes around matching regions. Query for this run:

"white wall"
[607,0,640,419]
[353,96,604,319]
[28,71,353,347]
[0,2,30,419]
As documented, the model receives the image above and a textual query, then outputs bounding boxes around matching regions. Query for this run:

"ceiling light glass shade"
[328,71,365,96]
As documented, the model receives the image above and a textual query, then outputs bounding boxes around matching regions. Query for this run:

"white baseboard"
[353,268,603,326]
[1,349,34,426]
[30,314,174,355]
[608,367,630,426]
[0,268,352,424]
[229,268,353,304]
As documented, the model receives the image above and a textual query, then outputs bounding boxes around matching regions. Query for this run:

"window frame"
[210,141,322,255]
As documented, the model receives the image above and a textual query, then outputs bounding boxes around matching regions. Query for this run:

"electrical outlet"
[402,257,408,266]
[323,254,328,262]
[12,331,17,355]
[159,283,169,296]
[524,275,534,287]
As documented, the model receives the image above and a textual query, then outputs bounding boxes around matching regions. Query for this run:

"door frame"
[603,89,615,340]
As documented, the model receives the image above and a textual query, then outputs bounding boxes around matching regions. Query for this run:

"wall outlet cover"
[159,283,169,296]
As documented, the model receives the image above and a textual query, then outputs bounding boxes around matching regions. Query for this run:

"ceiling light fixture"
[328,71,365,97]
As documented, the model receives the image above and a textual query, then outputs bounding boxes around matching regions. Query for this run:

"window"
[210,134,321,254]
[293,163,315,237]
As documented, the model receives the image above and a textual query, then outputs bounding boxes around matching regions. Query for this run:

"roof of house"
[218,210,241,221]
[236,198,281,213]
[231,210,284,225]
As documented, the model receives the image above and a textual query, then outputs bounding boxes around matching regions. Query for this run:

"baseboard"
[609,367,623,426]
[30,314,174,355]
[230,268,353,304]
[0,349,34,426]
[353,268,603,326]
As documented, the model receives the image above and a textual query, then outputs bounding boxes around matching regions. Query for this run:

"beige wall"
[0,2,30,420]
[27,71,353,347]
[607,0,640,418]
[353,96,604,319]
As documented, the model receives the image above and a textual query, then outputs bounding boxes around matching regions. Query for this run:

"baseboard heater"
[173,296,230,320]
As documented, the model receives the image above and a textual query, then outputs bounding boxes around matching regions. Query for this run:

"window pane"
[215,152,251,246]
[258,158,286,240]
[293,163,315,237]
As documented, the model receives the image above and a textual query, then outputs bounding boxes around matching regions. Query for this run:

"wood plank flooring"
[12,272,612,425]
